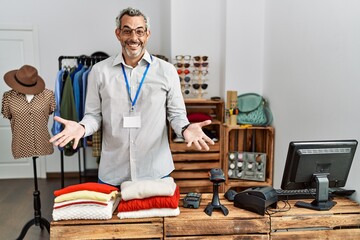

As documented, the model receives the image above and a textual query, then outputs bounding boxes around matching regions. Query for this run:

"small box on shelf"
[222,124,275,191]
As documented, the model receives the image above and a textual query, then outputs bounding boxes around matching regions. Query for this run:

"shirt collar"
[113,50,152,67]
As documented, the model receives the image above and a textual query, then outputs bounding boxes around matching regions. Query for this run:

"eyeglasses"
[181,83,191,89]
[153,54,168,62]
[192,69,208,75]
[193,62,209,68]
[192,83,208,90]
[192,75,208,80]
[179,76,191,82]
[193,56,208,62]
[120,27,146,37]
[175,55,191,61]
[174,62,190,68]
[177,69,190,75]
[192,77,208,82]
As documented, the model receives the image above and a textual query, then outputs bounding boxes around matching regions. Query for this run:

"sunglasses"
[177,69,190,75]
[174,62,191,68]
[175,55,191,61]
[192,69,209,75]
[193,56,208,61]
[192,83,208,90]
[193,62,209,68]
[182,89,191,95]
[179,76,191,82]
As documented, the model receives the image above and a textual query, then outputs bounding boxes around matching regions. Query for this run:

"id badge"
[123,112,141,128]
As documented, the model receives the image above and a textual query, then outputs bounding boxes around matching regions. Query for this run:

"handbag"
[236,93,273,126]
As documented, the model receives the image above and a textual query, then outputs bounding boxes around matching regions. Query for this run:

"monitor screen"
[281,139,358,210]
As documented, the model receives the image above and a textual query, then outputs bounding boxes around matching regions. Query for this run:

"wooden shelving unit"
[222,124,275,191]
[169,99,274,193]
[169,99,225,193]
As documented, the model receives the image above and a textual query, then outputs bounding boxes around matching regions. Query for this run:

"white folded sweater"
[120,177,177,201]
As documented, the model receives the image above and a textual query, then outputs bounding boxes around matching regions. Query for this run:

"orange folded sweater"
[54,182,119,197]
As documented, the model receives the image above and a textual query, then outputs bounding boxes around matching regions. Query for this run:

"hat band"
[14,75,37,87]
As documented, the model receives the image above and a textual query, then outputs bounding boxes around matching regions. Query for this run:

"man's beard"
[123,40,144,58]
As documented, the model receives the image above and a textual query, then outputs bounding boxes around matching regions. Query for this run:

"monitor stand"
[295,173,337,211]
[204,182,229,216]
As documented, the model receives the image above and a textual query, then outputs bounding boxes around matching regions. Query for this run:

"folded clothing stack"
[117,177,180,219]
[52,182,119,221]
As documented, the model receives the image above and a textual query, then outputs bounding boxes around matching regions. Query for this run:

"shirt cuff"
[181,123,191,137]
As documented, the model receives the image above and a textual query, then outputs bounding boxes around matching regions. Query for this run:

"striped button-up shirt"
[80,51,189,186]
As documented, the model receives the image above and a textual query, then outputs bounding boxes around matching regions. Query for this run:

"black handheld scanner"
[209,168,225,183]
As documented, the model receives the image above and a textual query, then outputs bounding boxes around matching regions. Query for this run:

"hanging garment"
[73,65,87,121]
[52,69,64,136]
[81,66,92,148]
[60,70,80,156]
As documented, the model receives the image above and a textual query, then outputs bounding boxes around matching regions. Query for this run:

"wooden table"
[50,195,360,239]
[164,194,270,239]
[51,216,163,239]
[270,197,360,240]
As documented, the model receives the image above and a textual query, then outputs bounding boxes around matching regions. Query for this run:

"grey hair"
[115,7,150,30]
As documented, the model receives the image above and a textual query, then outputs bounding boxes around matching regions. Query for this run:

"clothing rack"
[58,55,107,70]
[57,55,107,188]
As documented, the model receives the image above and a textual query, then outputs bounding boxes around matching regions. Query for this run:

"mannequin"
[1,64,56,239]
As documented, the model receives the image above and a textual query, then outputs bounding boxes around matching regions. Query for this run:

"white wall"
[225,0,265,94]
[170,0,225,98]
[0,0,170,172]
[263,0,360,202]
[1,0,359,202]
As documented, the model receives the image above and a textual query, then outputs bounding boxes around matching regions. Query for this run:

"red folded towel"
[54,182,119,197]
[118,186,180,212]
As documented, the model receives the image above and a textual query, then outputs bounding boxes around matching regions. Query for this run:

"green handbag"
[236,93,273,126]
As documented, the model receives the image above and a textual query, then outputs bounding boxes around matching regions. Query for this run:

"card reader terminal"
[183,192,202,209]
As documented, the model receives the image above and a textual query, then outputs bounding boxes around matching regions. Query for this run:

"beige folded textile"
[121,177,176,201]
[54,190,118,203]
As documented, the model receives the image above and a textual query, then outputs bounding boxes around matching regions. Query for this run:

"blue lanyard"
[121,60,151,111]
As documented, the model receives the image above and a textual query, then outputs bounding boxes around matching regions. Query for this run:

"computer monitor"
[281,139,358,211]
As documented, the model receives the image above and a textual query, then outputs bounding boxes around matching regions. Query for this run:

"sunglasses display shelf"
[168,98,225,193]
[222,124,275,192]
[174,55,209,99]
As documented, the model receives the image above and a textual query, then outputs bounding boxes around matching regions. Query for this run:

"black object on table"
[204,168,229,216]
[16,156,50,240]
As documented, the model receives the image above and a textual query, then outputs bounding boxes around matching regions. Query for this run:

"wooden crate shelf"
[51,216,163,239]
[270,197,360,239]
[222,125,275,191]
[169,99,225,193]
[50,196,360,239]
[170,141,221,152]
[165,193,270,239]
